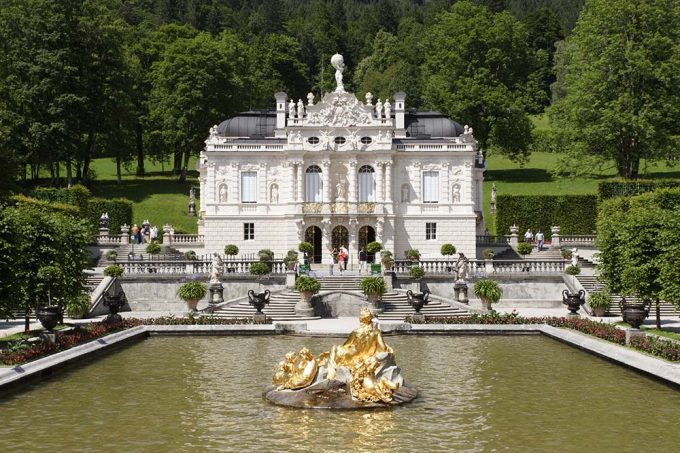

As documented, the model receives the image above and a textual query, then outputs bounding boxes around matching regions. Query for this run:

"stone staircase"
[208,290,319,321]
[576,275,677,317]
[378,291,470,321]
[85,275,104,293]
[113,244,183,262]
[493,247,564,261]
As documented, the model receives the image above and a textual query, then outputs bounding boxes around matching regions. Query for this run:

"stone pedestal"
[188,200,196,216]
[410,313,425,323]
[567,312,580,319]
[454,281,469,304]
[625,328,646,346]
[383,271,394,291]
[285,270,296,289]
[253,312,268,323]
[120,224,130,245]
[509,225,519,250]
[550,225,561,249]
[209,282,224,305]
[484,259,494,274]
[99,227,109,237]
[162,224,172,245]
[295,292,315,317]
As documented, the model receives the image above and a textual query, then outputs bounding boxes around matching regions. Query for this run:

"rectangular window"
[426,222,437,240]
[422,171,439,203]
[241,171,257,203]
[243,223,255,240]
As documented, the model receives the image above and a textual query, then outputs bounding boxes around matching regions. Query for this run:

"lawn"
[86,142,679,235]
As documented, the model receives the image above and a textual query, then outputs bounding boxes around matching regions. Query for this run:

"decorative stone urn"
[248,290,271,313]
[103,292,126,323]
[562,289,585,316]
[36,306,62,331]
[295,292,315,317]
[406,290,430,313]
[619,298,650,329]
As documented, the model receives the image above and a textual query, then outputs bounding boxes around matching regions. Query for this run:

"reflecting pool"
[1,336,680,452]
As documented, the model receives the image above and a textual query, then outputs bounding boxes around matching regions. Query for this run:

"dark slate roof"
[216,110,462,138]
[217,110,276,138]
[405,111,464,138]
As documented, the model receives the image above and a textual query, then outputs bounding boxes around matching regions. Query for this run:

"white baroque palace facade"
[198,55,485,265]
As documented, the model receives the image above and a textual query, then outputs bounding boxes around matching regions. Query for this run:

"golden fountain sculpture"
[264,308,417,409]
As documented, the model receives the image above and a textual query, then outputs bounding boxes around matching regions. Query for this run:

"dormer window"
[360,137,372,145]
[334,137,346,145]
[308,137,319,145]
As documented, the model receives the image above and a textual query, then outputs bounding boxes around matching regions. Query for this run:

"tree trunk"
[116,156,122,185]
[655,299,660,329]
[173,144,182,175]
[76,160,82,180]
[180,139,190,182]
[66,159,72,187]
[24,310,30,335]
[82,129,95,180]
[135,121,145,176]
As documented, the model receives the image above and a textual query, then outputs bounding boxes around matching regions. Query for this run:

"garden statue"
[571,248,579,267]
[375,99,383,119]
[335,181,346,201]
[491,183,497,208]
[297,99,305,118]
[99,212,110,229]
[288,99,296,117]
[331,53,345,93]
[384,100,391,119]
[365,92,373,106]
[454,253,469,281]
[209,253,224,283]
[452,184,461,203]
[307,92,314,105]
[265,308,416,408]
[219,184,228,203]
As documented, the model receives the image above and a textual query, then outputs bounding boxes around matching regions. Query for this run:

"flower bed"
[408,313,680,362]
[0,316,271,366]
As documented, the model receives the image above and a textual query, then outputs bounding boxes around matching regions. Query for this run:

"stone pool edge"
[1,323,679,392]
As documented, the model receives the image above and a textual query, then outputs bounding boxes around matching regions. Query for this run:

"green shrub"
[366,241,383,254]
[66,294,91,318]
[598,179,680,200]
[224,244,239,256]
[483,248,494,259]
[177,281,207,301]
[496,194,597,239]
[404,249,420,260]
[10,195,81,217]
[85,197,133,234]
[146,243,161,254]
[295,275,321,293]
[565,265,581,275]
[473,279,503,304]
[104,250,118,260]
[359,276,386,296]
[517,242,533,256]
[103,265,124,278]
[298,242,314,253]
[30,184,91,210]
[440,243,456,256]
[184,250,198,261]
[380,250,394,269]
[258,249,274,262]
[561,249,573,259]
[249,262,270,277]
[587,291,611,309]
[283,250,299,267]
[409,266,425,279]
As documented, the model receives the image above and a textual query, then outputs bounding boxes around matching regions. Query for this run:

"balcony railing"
[119,259,287,276]
[393,259,565,276]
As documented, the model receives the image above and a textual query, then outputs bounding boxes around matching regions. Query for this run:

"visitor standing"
[341,245,349,271]
[327,249,335,276]
[337,248,346,274]
[359,247,368,274]
[524,229,533,244]
[131,224,140,244]
[535,230,544,250]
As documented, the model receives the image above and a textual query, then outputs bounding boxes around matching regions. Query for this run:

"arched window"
[358,165,375,202]
[305,165,322,202]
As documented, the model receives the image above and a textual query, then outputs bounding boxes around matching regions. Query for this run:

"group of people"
[130,222,159,245]
[327,245,350,275]
[523,229,545,250]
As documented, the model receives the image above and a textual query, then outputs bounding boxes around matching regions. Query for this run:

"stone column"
[321,217,332,254]
[551,225,561,249]
[288,162,296,203]
[441,162,450,203]
[384,161,393,203]
[296,162,304,202]
[349,218,358,269]
[121,224,130,245]
[322,160,331,203]
[232,163,240,203]
[376,162,384,202]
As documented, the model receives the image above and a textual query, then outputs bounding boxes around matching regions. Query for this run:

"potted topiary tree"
[561,249,573,260]
[224,244,239,259]
[441,243,456,272]
[104,250,118,261]
[405,249,421,261]
[146,243,161,255]
[380,250,394,272]
[409,266,425,280]
[516,242,532,257]
[565,265,581,275]
[184,250,198,261]
[103,264,124,278]
[295,275,321,316]
[283,250,299,270]
[587,290,611,317]
[473,279,503,311]
[367,241,383,274]
[359,276,386,309]
[177,281,207,312]
[249,262,270,279]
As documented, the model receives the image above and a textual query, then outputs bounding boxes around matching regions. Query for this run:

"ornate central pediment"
[306,92,374,127]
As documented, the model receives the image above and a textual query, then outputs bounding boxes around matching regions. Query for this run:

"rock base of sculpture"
[263,380,417,409]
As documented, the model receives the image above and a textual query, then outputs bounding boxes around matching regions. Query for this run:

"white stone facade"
[199,69,484,265]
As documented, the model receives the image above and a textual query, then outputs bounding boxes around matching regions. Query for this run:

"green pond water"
[1,335,680,452]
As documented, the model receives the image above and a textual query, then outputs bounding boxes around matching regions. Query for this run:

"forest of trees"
[0,0,677,190]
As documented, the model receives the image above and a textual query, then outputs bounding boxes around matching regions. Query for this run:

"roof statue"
[331,53,345,94]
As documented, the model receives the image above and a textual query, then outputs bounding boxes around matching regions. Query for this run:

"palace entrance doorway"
[332,225,349,254]
[359,225,376,263]
[304,226,322,263]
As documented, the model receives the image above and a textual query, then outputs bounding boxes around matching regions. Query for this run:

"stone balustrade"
[170,234,205,244]
[393,259,565,276]
[560,235,596,247]
[119,260,287,276]
[96,234,123,245]
[476,235,510,244]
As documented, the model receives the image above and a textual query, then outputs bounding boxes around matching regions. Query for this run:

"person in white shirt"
[524,229,533,244]
[535,230,544,250]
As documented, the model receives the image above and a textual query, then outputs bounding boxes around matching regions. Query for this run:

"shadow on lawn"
[486,168,553,183]
[91,179,194,203]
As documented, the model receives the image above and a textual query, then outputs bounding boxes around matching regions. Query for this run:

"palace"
[198,54,485,266]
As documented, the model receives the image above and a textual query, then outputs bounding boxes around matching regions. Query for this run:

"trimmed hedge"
[599,179,680,200]
[9,195,81,217]
[30,185,91,210]
[495,194,597,239]
[85,197,132,234]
